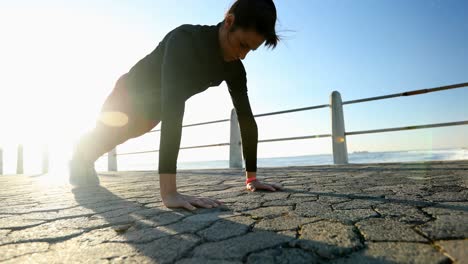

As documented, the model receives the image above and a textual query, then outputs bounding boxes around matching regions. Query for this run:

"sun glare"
[0,5,138,177]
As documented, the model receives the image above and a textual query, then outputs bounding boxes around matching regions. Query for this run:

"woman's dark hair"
[226,0,280,49]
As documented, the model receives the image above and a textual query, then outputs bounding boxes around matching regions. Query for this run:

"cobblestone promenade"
[0,160,467,263]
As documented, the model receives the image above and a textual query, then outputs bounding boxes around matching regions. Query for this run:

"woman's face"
[220,15,265,62]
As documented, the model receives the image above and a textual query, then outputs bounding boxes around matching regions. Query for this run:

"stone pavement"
[0,160,467,264]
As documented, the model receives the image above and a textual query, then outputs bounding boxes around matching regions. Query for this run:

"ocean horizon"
[94,147,468,172]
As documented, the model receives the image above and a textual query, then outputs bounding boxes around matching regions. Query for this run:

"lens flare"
[99,111,129,127]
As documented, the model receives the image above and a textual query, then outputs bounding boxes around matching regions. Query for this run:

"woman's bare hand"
[246,180,283,192]
[162,192,223,211]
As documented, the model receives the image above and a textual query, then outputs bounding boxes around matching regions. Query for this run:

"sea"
[94,147,468,172]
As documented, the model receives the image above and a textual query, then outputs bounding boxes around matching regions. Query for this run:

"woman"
[70,0,283,210]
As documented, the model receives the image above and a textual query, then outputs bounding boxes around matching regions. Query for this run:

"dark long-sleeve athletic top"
[124,23,258,174]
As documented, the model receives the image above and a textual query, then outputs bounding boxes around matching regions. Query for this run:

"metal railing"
[104,82,468,171]
[1,82,467,174]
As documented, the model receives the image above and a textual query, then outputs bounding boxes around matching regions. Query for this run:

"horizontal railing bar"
[148,104,330,133]
[253,104,330,118]
[259,134,331,143]
[180,143,230,150]
[115,134,332,157]
[116,143,231,156]
[343,82,468,105]
[346,120,468,136]
[148,82,467,134]
[115,150,157,156]
[115,121,468,157]
[148,118,231,133]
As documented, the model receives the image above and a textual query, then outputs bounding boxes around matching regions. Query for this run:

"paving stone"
[0,230,10,237]
[295,201,332,217]
[317,195,352,204]
[0,216,45,229]
[295,199,379,223]
[156,218,214,235]
[356,218,427,242]
[331,242,450,264]
[426,190,468,202]
[2,241,138,264]
[176,258,242,264]
[65,227,122,245]
[288,192,319,200]
[261,199,297,206]
[333,199,384,210]
[2,218,93,244]
[228,202,262,212]
[277,230,297,239]
[128,196,161,205]
[261,192,290,201]
[243,206,292,219]
[226,193,265,203]
[212,189,244,198]
[383,193,433,207]
[330,209,379,224]
[20,207,96,221]
[292,220,363,259]
[246,247,320,264]
[192,231,292,259]
[262,194,318,206]
[0,242,49,262]
[435,240,468,263]
[182,210,239,223]
[95,205,143,219]
[374,203,431,224]
[417,214,468,240]
[136,211,194,228]
[254,213,319,231]
[136,233,201,264]
[422,202,468,216]
[196,216,254,242]
[109,226,171,243]
[0,214,14,219]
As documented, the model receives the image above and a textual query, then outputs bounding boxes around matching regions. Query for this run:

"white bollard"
[229,108,243,169]
[17,144,24,174]
[0,148,3,175]
[330,91,349,164]
[108,148,118,171]
[42,146,49,174]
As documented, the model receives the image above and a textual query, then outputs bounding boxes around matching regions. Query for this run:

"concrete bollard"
[108,148,118,171]
[229,108,243,169]
[42,146,49,174]
[330,91,349,164]
[0,148,3,175]
[17,144,24,174]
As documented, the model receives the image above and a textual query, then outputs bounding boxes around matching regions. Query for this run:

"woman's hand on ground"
[162,192,223,211]
[246,180,283,192]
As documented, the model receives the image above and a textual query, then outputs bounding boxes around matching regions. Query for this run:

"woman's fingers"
[255,182,275,191]
[183,201,197,211]
[189,198,214,208]
[246,183,256,192]
[272,183,283,190]
[247,182,283,192]
[264,184,276,191]
[200,198,219,207]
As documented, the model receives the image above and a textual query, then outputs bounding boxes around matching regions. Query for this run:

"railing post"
[17,144,24,174]
[0,148,3,175]
[229,108,243,169]
[108,148,118,171]
[330,91,349,164]
[42,145,49,174]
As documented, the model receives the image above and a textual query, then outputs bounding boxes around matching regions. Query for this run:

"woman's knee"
[127,119,160,139]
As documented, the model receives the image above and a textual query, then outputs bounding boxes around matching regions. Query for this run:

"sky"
[0,0,467,174]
